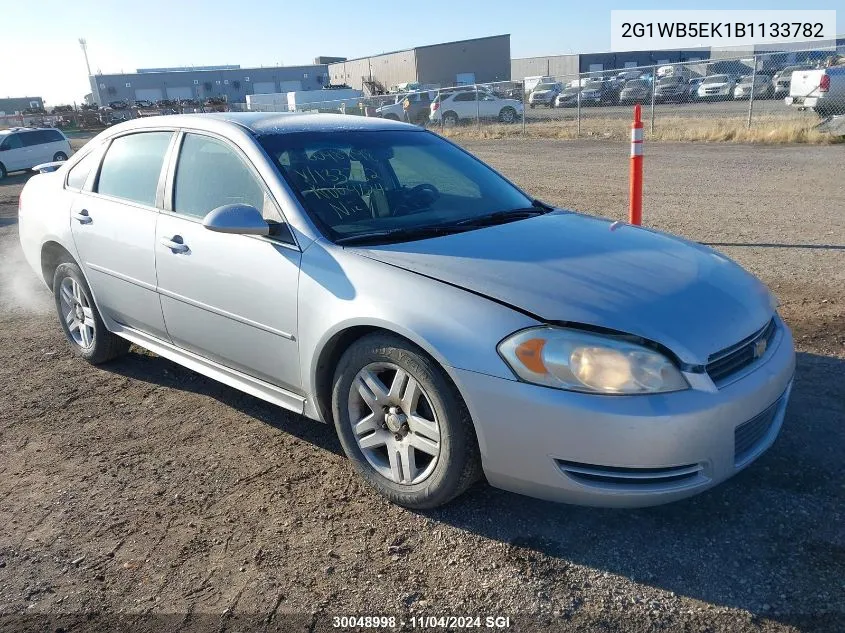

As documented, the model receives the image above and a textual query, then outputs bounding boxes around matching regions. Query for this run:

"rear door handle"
[72,209,92,224]
[160,235,189,253]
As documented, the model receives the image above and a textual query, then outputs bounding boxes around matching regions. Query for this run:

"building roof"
[92,64,327,79]
[331,34,510,65]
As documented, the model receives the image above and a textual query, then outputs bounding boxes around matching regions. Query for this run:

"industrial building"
[328,35,511,93]
[512,48,710,81]
[88,63,329,106]
[0,96,45,114]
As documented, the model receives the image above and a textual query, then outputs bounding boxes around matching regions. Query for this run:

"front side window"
[173,134,271,220]
[97,132,173,206]
[259,130,532,243]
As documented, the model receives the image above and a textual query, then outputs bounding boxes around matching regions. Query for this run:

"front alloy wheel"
[331,333,481,509]
[348,363,441,485]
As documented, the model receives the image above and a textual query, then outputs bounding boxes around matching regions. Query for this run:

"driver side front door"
[154,131,303,399]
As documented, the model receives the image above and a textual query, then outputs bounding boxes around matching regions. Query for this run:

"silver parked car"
[19,113,794,509]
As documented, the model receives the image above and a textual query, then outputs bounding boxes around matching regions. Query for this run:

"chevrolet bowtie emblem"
[753,339,767,358]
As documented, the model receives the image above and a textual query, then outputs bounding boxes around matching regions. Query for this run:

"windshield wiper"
[451,201,554,228]
[335,224,471,246]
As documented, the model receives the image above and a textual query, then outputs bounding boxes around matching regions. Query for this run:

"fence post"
[650,65,657,134]
[437,89,443,131]
[747,55,757,128]
[629,104,644,226]
[521,80,526,136]
[475,83,480,129]
[576,74,582,137]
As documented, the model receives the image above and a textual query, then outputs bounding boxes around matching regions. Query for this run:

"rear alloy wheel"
[53,152,68,162]
[0,163,6,179]
[499,107,516,123]
[53,262,130,364]
[332,333,481,509]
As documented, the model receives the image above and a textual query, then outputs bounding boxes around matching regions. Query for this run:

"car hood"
[350,212,773,364]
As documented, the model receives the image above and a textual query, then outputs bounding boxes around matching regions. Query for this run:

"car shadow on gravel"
[105,349,344,458]
[423,351,845,625]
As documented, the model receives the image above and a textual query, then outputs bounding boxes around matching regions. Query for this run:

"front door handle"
[160,235,189,253]
[72,209,92,224]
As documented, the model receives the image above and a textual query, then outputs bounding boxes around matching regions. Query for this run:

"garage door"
[134,88,164,102]
[252,81,276,95]
[279,80,302,92]
[166,86,193,100]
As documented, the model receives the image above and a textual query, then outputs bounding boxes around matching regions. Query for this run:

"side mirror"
[202,203,269,236]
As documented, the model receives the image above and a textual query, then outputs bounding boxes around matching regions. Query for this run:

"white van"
[0,127,73,179]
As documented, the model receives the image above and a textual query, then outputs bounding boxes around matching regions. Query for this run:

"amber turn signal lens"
[514,338,547,374]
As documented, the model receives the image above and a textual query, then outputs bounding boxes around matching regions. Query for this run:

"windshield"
[658,77,684,85]
[703,75,728,84]
[625,80,649,88]
[534,84,556,91]
[258,130,533,243]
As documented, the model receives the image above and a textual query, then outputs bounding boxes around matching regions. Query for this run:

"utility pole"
[79,38,92,77]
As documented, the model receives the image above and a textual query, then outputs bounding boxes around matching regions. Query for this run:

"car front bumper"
[451,320,795,508]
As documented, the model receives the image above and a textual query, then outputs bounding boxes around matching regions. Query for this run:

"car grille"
[706,318,777,384]
[555,460,703,489]
[734,397,781,464]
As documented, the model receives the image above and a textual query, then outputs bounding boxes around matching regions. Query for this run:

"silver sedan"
[19,113,794,509]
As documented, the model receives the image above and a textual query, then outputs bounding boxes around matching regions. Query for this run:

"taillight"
[819,74,830,92]
[432,102,440,111]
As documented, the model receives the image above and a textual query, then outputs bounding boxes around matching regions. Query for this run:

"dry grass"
[438,114,841,144]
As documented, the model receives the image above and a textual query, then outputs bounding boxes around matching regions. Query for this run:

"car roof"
[101,112,418,137]
[0,127,55,135]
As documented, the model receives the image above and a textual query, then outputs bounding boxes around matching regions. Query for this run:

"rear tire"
[0,163,6,179]
[53,262,130,365]
[442,111,459,127]
[331,333,482,509]
[499,107,517,123]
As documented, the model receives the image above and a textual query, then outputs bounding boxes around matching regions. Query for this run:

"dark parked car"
[619,79,652,104]
[554,86,581,108]
[654,76,689,103]
[578,79,620,106]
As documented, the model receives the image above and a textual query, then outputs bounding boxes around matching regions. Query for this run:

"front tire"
[0,162,6,179]
[53,151,68,162]
[53,262,130,364]
[331,333,481,509]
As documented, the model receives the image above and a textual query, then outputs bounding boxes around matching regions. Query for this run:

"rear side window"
[66,149,102,190]
[21,131,45,146]
[173,134,267,219]
[97,132,173,207]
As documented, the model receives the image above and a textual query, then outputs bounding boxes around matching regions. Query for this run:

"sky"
[1,0,842,105]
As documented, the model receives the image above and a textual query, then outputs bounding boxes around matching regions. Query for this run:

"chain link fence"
[3,40,841,141]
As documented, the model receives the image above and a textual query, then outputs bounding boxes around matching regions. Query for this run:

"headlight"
[498,327,688,394]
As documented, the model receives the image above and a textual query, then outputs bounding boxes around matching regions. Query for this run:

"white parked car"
[0,127,73,179]
[430,90,523,125]
[697,75,738,100]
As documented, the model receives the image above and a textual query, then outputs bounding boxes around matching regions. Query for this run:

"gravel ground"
[0,138,843,633]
